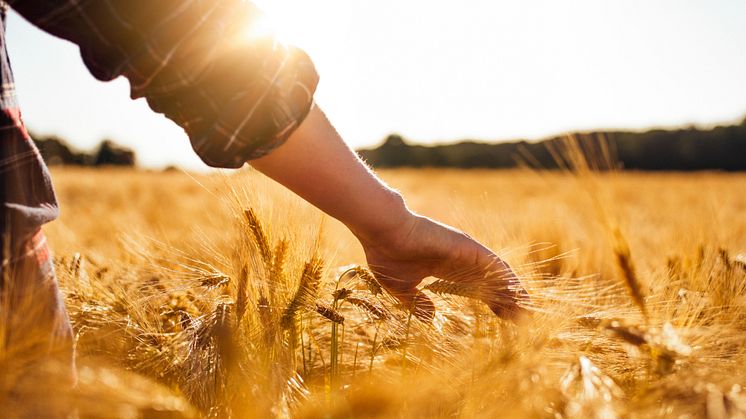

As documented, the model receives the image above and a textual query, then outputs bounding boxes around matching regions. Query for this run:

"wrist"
[347,189,416,246]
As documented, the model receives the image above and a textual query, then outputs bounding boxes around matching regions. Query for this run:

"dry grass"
[2,165,745,418]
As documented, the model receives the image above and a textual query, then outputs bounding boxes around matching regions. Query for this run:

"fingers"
[485,289,531,322]
[449,249,530,322]
[480,258,531,322]
[362,223,531,325]
[373,273,435,323]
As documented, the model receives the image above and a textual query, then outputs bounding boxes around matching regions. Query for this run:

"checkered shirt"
[1,0,318,253]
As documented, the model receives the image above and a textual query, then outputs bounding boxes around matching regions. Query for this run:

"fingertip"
[489,301,532,324]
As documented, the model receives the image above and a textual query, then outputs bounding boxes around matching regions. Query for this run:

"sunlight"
[241,10,276,42]
[249,0,312,48]
[9,1,745,170]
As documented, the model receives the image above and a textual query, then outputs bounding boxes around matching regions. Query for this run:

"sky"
[7,0,746,170]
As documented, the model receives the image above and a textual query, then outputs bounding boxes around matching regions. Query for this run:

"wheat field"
[3,166,746,418]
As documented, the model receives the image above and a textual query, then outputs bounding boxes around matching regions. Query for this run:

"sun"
[245,0,309,47]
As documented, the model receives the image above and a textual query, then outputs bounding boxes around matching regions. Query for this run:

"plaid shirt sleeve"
[9,0,319,168]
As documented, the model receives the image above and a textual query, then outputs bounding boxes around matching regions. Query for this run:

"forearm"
[250,104,413,242]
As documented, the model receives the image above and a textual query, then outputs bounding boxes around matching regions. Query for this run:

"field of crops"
[3,167,746,418]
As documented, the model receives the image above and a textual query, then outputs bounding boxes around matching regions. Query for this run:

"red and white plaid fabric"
[1,0,318,377]
[8,0,319,168]
[2,0,320,245]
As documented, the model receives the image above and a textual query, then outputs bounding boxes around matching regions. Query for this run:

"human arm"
[252,105,528,321]
[9,0,318,168]
[10,1,527,320]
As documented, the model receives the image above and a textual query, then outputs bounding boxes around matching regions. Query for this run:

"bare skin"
[252,104,527,321]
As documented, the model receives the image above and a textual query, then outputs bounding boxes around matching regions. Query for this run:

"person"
[0,1,527,380]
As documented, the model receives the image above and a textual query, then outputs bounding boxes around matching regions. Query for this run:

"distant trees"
[29,116,746,171]
[358,117,746,171]
[31,134,136,167]
[93,140,136,166]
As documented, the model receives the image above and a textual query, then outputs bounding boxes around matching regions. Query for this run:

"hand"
[250,106,528,321]
[356,212,529,322]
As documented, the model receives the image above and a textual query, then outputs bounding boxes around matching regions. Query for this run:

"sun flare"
[248,0,310,47]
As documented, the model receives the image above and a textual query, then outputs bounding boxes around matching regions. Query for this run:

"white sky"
[7,0,746,170]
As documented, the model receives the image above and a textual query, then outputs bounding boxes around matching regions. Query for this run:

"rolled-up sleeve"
[10,0,319,168]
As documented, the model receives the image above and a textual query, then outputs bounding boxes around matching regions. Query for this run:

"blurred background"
[8,0,746,170]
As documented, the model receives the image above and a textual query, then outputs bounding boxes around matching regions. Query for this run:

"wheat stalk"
[612,227,649,321]
[270,239,288,283]
[560,356,623,418]
[235,264,249,324]
[346,296,387,320]
[315,303,344,324]
[281,258,323,329]
[353,266,383,296]
[332,288,353,302]
[424,279,482,300]
[244,208,272,269]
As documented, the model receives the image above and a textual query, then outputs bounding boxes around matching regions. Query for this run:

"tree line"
[30,133,136,167]
[357,117,746,171]
[29,116,745,171]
